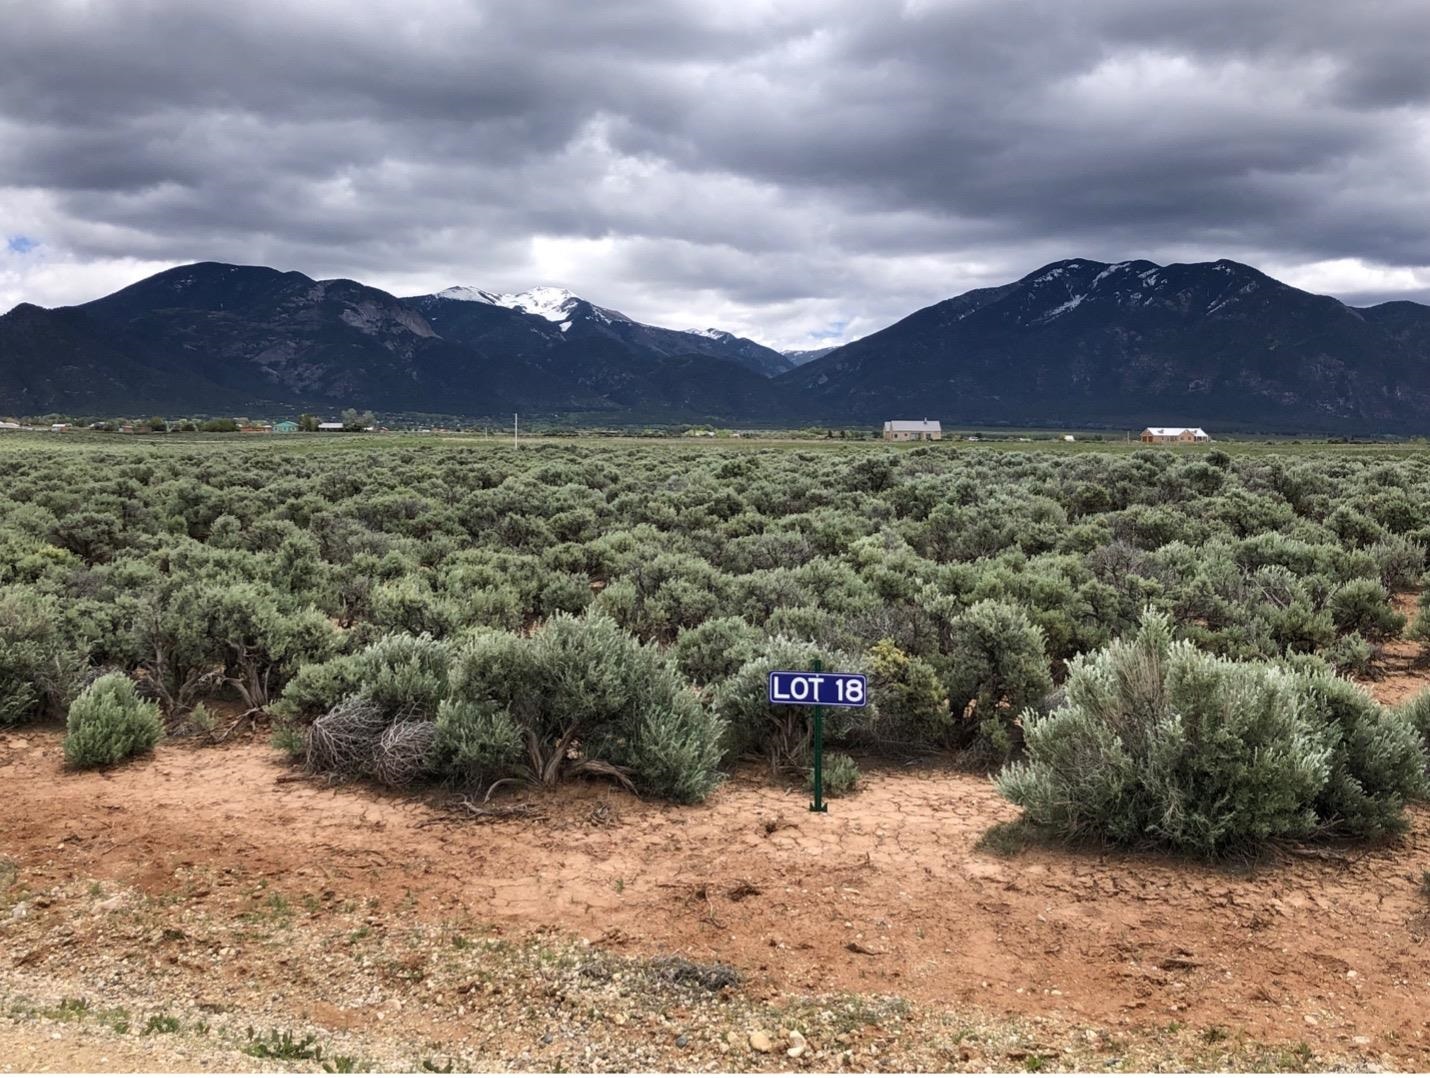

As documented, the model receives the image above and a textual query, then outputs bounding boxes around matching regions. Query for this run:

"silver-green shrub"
[64,673,162,769]
[939,600,1052,756]
[998,612,1423,855]
[672,616,763,688]
[1303,674,1426,837]
[0,586,88,725]
[1393,689,1430,779]
[436,612,724,803]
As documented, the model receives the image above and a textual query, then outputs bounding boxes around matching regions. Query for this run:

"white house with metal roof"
[1140,426,1211,444]
[883,419,942,441]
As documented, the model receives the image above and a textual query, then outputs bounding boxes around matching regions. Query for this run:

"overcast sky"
[3,0,1429,349]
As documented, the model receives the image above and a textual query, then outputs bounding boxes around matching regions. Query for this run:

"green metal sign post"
[809,657,827,813]
[767,660,865,815]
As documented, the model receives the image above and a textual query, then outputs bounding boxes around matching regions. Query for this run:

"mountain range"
[4,257,1430,432]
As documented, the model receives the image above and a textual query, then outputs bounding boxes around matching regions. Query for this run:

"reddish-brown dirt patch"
[3,725,1429,1064]
[1357,592,1430,706]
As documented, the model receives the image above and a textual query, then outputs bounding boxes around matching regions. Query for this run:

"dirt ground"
[3,633,1430,1071]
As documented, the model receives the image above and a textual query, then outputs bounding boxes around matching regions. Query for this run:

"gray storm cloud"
[2,0,1428,347]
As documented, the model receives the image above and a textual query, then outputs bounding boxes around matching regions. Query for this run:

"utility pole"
[513,413,518,448]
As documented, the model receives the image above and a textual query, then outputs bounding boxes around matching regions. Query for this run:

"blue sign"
[767,670,867,708]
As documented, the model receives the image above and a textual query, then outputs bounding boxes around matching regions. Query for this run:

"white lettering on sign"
[767,670,869,708]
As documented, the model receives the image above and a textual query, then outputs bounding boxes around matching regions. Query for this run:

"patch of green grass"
[1201,1025,1230,1044]
[244,891,294,926]
[323,1056,362,1073]
[421,1058,457,1073]
[100,1006,131,1034]
[143,1014,181,1035]
[244,1027,322,1061]
[1023,1052,1048,1072]
[271,724,306,755]
[47,998,91,1021]
[1259,1040,1317,1071]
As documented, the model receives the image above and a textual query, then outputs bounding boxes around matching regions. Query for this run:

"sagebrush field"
[3,433,1430,1071]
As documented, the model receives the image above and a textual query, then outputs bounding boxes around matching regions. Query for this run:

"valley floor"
[4,663,1430,1072]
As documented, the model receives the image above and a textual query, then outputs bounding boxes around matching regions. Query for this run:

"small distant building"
[1062,434,1076,442]
[883,419,942,442]
[317,422,344,431]
[1141,427,1211,444]
[274,420,299,433]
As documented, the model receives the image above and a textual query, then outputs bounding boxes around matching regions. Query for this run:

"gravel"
[0,859,1399,1073]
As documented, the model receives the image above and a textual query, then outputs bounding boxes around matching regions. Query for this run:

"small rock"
[749,1030,775,1053]
[675,1035,689,1048]
[96,896,125,913]
[541,1033,554,1045]
[10,902,30,920]
[1304,1015,1319,1026]
[1353,1036,1372,1047]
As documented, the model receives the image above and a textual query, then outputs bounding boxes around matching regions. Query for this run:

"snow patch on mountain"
[435,285,584,322]
[494,286,581,322]
[434,285,502,304]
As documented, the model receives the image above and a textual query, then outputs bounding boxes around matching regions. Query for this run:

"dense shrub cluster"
[280,614,723,802]
[3,436,1429,819]
[998,614,1426,853]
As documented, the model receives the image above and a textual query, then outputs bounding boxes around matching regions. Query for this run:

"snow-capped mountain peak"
[685,327,734,341]
[433,284,630,329]
[434,284,579,319]
[496,286,581,322]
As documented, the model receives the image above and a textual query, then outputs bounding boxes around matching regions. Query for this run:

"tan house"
[883,419,942,441]
[1140,427,1211,444]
